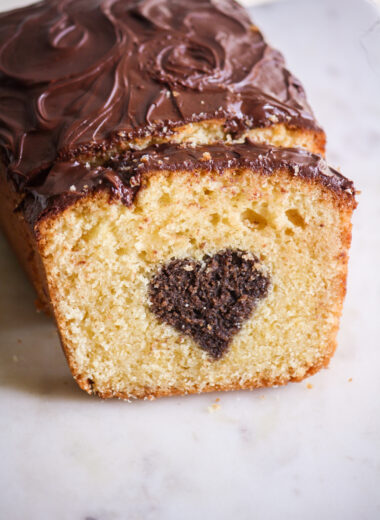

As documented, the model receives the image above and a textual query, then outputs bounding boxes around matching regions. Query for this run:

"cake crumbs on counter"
[208,398,222,413]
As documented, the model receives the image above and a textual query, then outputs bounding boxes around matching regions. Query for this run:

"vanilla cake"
[0,0,356,399]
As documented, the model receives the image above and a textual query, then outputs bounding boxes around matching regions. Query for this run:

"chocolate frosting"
[22,140,355,226]
[0,0,320,184]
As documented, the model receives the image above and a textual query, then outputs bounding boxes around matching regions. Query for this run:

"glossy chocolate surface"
[0,0,319,183]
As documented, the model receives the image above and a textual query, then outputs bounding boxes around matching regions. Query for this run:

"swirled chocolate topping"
[22,140,356,226]
[0,0,320,183]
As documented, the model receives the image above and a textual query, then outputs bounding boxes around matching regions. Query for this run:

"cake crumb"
[306,383,313,389]
[208,403,221,413]
[348,377,353,382]
[268,114,279,123]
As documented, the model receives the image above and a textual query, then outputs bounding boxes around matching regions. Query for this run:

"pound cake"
[0,0,356,399]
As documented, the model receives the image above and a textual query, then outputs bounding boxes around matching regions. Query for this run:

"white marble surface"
[1,0,380,519]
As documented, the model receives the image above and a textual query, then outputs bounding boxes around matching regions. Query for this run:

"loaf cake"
[0,0,356,399]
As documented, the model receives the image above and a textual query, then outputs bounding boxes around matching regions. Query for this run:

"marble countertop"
[1,0,380,519]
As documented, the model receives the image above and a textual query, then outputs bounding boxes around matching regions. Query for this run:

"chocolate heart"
[148,249,270,359]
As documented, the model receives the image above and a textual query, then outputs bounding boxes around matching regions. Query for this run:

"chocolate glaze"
[0,0,320,184]
[148,249,270,359]
[22,140,356,226]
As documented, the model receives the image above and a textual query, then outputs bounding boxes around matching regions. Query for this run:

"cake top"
[23,140,356,226]
[0,0,319,180]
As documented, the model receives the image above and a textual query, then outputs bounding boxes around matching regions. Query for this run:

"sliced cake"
[0,0,355,399]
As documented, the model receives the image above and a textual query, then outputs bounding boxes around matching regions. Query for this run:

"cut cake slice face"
[4,141,354,399]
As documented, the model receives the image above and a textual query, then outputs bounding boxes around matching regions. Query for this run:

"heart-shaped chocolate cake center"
[148,249,270,359]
